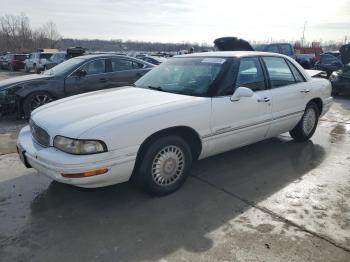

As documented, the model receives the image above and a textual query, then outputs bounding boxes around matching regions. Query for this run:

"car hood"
[0,74,52,90]
[31,87,197,138]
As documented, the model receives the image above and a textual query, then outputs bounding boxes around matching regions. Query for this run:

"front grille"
[29,119,50,147]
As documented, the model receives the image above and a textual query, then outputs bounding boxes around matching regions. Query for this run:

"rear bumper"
[16,126,137,188]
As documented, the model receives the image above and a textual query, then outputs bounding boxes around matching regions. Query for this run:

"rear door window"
[110,58,144,71]
[263,57,296,88]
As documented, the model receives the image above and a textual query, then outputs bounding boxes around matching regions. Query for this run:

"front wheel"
[22,92,54,119]
[290,102,319,142]
[133,136,192,196]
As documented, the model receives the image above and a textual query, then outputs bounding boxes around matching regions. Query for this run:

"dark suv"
[253,43,296,59]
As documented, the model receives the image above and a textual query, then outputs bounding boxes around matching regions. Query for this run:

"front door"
[209,57,272,157]
[64,58,109,96]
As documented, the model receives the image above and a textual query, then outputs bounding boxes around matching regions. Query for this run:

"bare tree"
[0,13,62,53]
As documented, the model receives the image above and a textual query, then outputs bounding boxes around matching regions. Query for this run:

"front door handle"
[99,78,107,83]
[300,89,310,93]
[257,97,270,103]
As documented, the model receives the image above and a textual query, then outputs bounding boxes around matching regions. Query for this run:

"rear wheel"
[25,65,30,73]
[133,136,192,196]
[9,64,14,71]
[23,92,54,119]
[290,102,319,142]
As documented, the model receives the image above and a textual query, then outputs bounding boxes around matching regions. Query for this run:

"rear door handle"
[99,78,107,83]
[257,97,270,103]
[300,89,310,93]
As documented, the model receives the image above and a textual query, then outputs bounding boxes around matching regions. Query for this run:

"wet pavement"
[0,70,350,261]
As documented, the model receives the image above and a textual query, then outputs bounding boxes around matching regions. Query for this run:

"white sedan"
[17,51,333,195]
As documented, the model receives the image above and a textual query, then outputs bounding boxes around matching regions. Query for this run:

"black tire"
[25,65,30,73]
[290,102,319,142]
[23,91,55,119]
[9,64,14,71]
[133,136,192,196]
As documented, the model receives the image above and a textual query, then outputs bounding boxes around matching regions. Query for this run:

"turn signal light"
[61,168,108,178]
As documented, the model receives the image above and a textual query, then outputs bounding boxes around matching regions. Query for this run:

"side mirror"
[231,86,254,101]
[76,69,87,78]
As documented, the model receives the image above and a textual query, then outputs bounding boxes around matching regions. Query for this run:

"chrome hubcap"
[302,108,317,135]
[151,145,185,186]
[31,95,53,110]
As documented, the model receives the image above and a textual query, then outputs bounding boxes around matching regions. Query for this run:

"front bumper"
[16,126,137,188]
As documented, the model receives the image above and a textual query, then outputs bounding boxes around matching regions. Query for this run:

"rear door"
[64,58,109,96]
[262,56,311,136]
[209,56,272,156]
[106,57,149,88]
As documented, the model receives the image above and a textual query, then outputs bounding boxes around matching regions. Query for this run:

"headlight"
[53,136,107,155]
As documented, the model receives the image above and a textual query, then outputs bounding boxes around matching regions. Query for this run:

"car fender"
[16,79,65,99]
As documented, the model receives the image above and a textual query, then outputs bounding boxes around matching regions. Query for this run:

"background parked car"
[253,43,296,59]
[1,53,28,71]
[329,63,350,95]
[45,47,86,70]
[295,54,316,69]
[45,52,67,70]
[25,52,55,73]
[314,53,344,77]
[0,54,154,118]
[140,55,167,65]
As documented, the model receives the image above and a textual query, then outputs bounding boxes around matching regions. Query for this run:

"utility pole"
[301,21,307,47]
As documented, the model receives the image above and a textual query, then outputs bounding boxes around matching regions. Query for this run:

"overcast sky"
[1,0,349,44]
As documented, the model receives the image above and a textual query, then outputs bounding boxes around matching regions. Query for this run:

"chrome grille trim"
[29,119,50,147]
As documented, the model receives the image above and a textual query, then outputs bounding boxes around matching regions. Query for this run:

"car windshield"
[134,57,226,96]
[43,57,84,76]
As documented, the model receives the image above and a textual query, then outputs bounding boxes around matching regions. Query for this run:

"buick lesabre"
[17,51,333,195]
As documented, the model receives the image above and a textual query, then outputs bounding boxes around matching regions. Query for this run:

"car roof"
[72,54,155,66]
[175,51,289,59]
[77,54,136,60]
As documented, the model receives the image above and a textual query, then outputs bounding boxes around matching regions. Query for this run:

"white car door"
[207,57,273,157]
[262,56,312,137]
